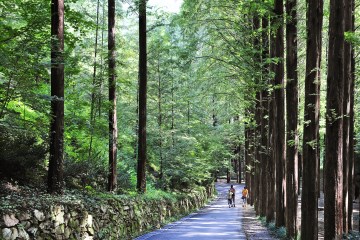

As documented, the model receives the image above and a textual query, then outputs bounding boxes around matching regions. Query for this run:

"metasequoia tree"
[108,0,117,192]
[260,11,269,218]
[137,0,147,193]
[266,13,276,223]
[48,0,65,194]
[300,0,323,238]
[285,0,298,236]
[343,0,354,233]
[348,1,355,231]
[324,0,345,238]
[157,56,164,181]
[273,0,286,227]
[253,12,261,214]
[89,0,101,159]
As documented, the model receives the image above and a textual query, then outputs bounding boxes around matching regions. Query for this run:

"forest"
[1,0,360,239]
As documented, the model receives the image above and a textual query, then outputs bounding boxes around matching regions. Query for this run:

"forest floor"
[300,190,360,239]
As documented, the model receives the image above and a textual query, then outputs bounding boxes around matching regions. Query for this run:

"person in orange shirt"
[241,186,248,207]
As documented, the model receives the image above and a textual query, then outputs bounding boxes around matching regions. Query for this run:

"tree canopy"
[1,0,360,238]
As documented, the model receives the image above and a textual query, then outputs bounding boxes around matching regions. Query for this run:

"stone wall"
[1,185,214,240]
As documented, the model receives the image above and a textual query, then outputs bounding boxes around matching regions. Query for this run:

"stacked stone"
[1,185,214,239]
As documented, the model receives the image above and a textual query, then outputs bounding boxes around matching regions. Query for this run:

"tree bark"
[285,0,298,236]
[107,0,117,192]
[273,0,286,227]
[245,125,251,190]
[301,0,323,238]
[89,0,101,160]
[348,6,355,229]
[250,128,255,206]
[157,56,163,181]
[237,145,242,183]
[260,13,269,218]
[48,0,65,194]
[97,0,106,117]
[253,13,261,215]
[343,0,354,232]
[137,0,147,193]
[171,76,175,147]
[266,19,276,223]
[324,0,345,238]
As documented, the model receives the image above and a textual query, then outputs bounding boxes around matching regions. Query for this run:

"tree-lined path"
[136,183,275,240]
[1,0,360,239]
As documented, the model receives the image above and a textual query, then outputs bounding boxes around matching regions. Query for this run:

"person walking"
[230,185,236,207]
[241,186,248,207]
[227,190,233,208]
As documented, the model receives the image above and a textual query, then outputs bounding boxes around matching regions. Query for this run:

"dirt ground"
[241,206,277,239]
[300,191,360,239]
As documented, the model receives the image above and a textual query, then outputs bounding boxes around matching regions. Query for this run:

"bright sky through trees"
[148,0,183,13]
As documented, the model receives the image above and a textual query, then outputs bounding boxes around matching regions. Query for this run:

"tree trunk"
[253,13,261,214]
[285,0,298,236]
[48,0,65,194]
[250,130,255,206]
[324,0,345,237]
[249,128,255,206]
[273,0,286,227]
[260,13,270,218]
[98,0,106,117]
[212,95,217,127]
[245,126,251,190]
[237,145,242,183]
[343,0,353,233]
[157,56,164,181]
[171,76,175,147]
[301,0,323,238]
[137,0,147,193]
[187,100,190,134]
[89,0,101,160]
[227,168,230,183]
[348,6,355,230]
[107,0,117,192]
[266,24,276,223]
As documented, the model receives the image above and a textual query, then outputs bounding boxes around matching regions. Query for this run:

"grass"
[257,216,288,239]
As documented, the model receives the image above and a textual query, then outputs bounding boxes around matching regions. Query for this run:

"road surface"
[135,183,251,240]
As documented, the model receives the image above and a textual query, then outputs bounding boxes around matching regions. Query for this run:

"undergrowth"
[258,216,289,239]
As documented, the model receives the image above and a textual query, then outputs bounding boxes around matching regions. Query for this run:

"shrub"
[0,125,47,185]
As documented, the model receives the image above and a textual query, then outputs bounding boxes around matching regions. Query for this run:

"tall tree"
[348,2,355,230]
[267,15,276,223]
[157,56,163,181]
[273,0,286,227]
[137,0,147,193]
[108,0,117,192]
[260,12,270,218]
[343,0,354,233]
[324,0,345,238]
[253,12,261,214]
[48,0,65,194]
[285,0,298,236]
[89,0,101,160]
[301,0,323,238]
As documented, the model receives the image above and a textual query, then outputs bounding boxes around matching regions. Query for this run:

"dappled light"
[1,0,360,239]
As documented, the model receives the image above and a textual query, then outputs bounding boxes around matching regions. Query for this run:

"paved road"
[135,183,247,240]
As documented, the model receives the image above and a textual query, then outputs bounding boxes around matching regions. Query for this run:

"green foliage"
[0,0,260,193]
[0,125,47,185]
[264,221,287,239]
[345,231,360,240]
[63,157,108,190]
[141,185,177,203]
